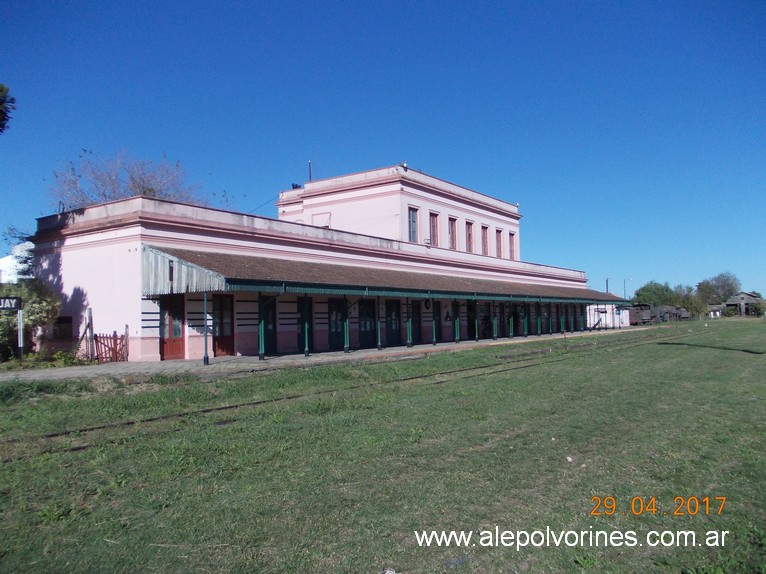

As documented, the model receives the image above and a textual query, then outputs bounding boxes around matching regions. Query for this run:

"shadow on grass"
[658,342,765,355]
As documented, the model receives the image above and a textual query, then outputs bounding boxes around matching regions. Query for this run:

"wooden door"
[213,295,234,356]
[160,295,185,360]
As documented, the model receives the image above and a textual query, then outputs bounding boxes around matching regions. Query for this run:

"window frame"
[429,212,439,247]
[448,217,458,250]
[407,206,419,243]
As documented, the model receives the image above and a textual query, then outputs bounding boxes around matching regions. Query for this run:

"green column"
[304,316,309,357]
[431,299,436,346]
[202,291,209,366]
[377,297,382,350]
[509,314,514,338]
[454,303,460,343]
[258,304,265,361]
[406,299,413,347]
[548,311,552,335]
[343,297,350,353]
[560,312,565,333]
[492,313,498,340]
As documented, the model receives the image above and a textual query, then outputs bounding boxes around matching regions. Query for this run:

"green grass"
[0,320,764,573]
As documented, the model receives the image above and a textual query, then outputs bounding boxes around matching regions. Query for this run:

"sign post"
[17,309,23,360]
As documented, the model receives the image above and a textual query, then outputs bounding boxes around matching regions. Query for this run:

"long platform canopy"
[142,245,626,304]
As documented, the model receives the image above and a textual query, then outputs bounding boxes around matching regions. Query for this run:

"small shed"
[725,292,764,316]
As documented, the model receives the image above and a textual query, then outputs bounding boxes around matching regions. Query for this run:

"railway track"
[2,327,699,462]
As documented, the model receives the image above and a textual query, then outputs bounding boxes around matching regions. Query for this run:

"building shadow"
[34,242,90,354]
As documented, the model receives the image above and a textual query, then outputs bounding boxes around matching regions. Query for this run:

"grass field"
[1,320,764,573]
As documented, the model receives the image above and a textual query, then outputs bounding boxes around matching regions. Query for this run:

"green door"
[328,298,347,351]
[385,300,401,347]
[358,299,376,349]
[259,297,277,355]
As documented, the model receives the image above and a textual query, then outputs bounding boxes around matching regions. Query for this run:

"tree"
[0,83,16,134]
[696,272,741,304]
[695,280,718,305]
[673,284,706,316]
[51,150,201,209]
[633,281,675,307]
[0,279,61,361]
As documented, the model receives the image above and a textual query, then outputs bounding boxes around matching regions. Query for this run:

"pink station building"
[32,165,623,361]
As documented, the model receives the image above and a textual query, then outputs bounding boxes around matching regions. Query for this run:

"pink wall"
[278,165,523,262]
[33,178,597,362]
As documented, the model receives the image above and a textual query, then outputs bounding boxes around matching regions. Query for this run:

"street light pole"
[623,278,632,300]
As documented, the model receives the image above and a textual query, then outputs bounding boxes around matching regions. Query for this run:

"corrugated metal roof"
[142,246,226,295]
[142,245,626,304]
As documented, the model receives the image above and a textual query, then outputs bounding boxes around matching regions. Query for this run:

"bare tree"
[51,150,202,209]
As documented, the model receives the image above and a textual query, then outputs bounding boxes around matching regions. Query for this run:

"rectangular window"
[509,233,516,260]
[496,229,503,258]
[481,225,489,255]
[429,212,439,247]
[448,217,457,249]
[408,207,418,243]
[52,316,73,340]
[465,222,473,253]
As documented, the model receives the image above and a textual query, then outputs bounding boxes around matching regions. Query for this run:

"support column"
[431,298,436,346]
[343,296,350,353]
[376,296,382,350]
[258,293,265,361]
[454,301,461,343]
[203,291,209,366]
[537,305,542,336]
[492,303,498,340]
[406,298,413,348]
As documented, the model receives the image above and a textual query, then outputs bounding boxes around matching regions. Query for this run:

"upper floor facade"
[277,165,521,262]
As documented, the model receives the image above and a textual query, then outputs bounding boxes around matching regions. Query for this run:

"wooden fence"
[93,326,129,363]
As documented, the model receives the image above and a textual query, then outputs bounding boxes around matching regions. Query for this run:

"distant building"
[32,165,624,361]
[706,305,723,319]
[724,292,764,317]
[586,303,630,329]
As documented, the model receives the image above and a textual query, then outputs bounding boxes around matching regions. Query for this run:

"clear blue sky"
[2,0,764,298]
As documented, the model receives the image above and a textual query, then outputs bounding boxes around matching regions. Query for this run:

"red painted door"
[213,295,235,356]
[160,295,185,360]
